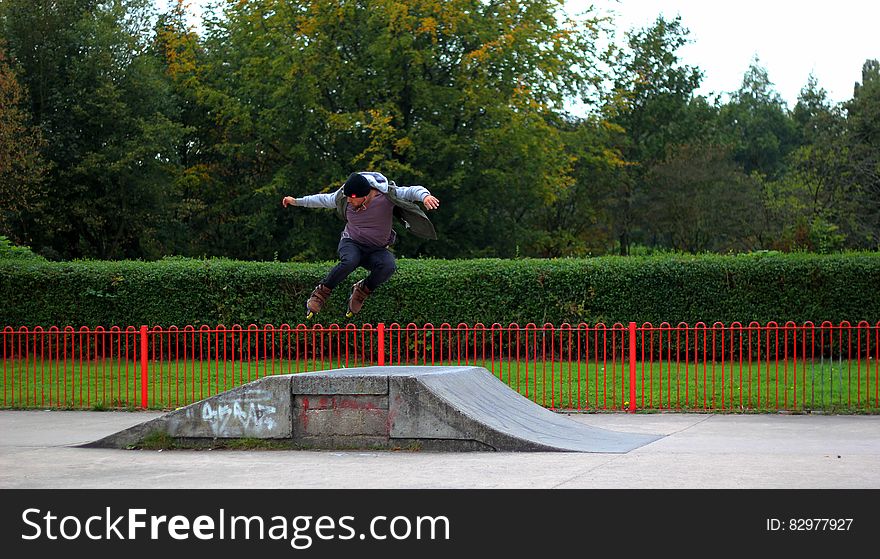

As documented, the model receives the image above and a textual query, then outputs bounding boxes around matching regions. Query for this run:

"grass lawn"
[2,357,878,413]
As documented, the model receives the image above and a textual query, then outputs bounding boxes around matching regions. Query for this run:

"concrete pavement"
[2,409,879,489]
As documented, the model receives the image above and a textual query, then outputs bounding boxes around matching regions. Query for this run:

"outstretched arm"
[281,189,340,209]
[395,185,440,210]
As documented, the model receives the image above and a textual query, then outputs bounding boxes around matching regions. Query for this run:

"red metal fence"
[2,321,879,412]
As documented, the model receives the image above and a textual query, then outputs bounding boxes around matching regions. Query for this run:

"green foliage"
[2,253,879,328]
[1,1,879,262]
[0,0,188,260]
[603,15,715,255]
[846,60,880,247]
[0,236,44,260]
[190,0,610,260]
[643,143,762,253]
[0,45,50,244]
[720,58,799,179]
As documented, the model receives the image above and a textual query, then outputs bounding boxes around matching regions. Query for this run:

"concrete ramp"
[86,366,661,452]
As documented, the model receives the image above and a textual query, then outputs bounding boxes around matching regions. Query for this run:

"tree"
[0,0,187,259]
[762,75,851,252]
[535,114,626,256]
[645,142,761,253]
[193,0,608,260]
[845,59,880,247]
[150,0,221,257]
[719,58,798,180]
[0,45,50,244]
[604,15,707,254]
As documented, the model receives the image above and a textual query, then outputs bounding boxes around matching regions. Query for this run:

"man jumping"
[282,171,440,318]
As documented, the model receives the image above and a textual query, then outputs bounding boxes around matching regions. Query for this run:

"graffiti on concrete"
[199,389,278,437]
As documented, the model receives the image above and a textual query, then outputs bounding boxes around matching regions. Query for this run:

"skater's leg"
[322,238,364,289]
[346,248,395,316]
[361,248,397,291]
[306,239,364,318]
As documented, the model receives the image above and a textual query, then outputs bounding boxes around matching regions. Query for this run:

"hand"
[282,196,296,207]
[423,195,440,210]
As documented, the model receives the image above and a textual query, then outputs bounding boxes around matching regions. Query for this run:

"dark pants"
[321,238,396,292]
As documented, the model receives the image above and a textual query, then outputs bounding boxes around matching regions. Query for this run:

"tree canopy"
[1,0,877,260]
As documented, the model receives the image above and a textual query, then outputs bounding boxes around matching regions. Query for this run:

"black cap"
[343,173,372,198]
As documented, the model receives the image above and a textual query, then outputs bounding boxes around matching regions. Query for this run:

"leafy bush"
[0,236,44,261]
[1,252,879,328]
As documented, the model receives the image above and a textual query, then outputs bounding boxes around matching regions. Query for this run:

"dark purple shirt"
[343,192,395,247]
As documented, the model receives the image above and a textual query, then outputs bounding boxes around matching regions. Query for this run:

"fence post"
[628,322,637,413]
[377,323,385,366]
[140,325,148,409]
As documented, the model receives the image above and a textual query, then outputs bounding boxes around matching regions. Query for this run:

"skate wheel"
[306,311,314,320]
[345,311,353,318]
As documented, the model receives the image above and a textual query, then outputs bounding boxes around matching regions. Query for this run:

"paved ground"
[2,409,879,489]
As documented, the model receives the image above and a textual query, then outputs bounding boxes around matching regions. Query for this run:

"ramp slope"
[88,366,661,452]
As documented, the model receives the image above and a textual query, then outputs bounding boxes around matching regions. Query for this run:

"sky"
[572,0,879,107]
[170,0,878,108]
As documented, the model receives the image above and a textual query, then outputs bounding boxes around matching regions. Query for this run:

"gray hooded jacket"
[294,172,437,240]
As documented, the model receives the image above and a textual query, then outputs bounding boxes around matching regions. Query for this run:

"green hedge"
[1,252,879,328]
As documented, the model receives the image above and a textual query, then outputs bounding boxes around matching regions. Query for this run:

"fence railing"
[2,321,879,412]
